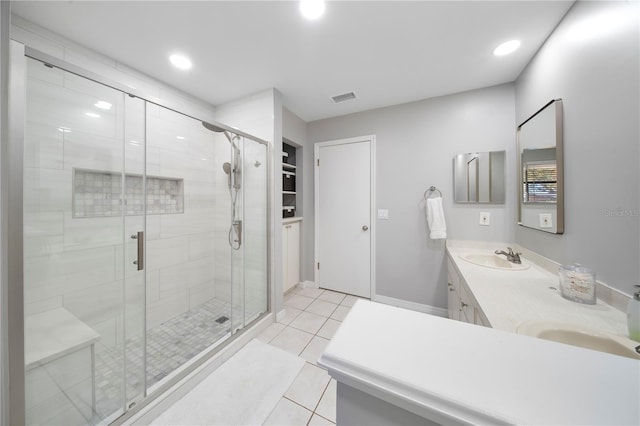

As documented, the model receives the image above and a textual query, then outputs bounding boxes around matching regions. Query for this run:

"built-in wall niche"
[282,141,298,218]
[73,168,184,218]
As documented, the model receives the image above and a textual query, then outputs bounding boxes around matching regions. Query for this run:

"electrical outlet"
[377,209,389,220]
[539,213,553,228]
[479,212,490,226]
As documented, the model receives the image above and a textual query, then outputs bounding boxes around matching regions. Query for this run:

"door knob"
[362,225,369,231]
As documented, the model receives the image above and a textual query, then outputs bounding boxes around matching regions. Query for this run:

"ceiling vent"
[331,92,356,103]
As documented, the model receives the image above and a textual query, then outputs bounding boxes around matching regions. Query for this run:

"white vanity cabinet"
[282,220,301,292]
[447,257,488,326]
[446,259,462,321]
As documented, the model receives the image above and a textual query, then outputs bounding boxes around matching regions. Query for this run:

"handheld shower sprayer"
[204,121,243,250]
[222,162,232,189]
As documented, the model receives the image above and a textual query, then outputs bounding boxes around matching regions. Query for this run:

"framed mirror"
[453,150,505,203]
[517,99,564,234]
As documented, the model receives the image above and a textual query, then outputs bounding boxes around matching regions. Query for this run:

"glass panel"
[123,96,146,408]
[144,105,231,392]
[242,138,268,323]
[23,57,138,424]
[231,136,245,333]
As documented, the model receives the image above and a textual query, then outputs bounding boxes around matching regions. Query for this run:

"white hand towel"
[426,197,447,239]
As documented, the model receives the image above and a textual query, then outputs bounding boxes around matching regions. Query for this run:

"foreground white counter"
[319,300,639,425]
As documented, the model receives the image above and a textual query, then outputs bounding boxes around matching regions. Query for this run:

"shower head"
[203,121,241,154]
[223,162,231,175]
[202,121,227,134]
[203,121,233,143]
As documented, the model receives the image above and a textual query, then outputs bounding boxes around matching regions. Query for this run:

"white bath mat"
[151,339,305,425]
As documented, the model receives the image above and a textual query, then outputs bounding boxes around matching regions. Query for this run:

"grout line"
[311,412,335,425]
[311,379,332,413]
[282,395,314,415]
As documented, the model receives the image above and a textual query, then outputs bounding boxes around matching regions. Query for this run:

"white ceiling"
[11,1,574,122]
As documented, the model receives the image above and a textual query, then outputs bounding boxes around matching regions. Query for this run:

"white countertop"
[25,307,100,370]
[319,300,640,425]
[446,243,629,337]
[282,217,302,225]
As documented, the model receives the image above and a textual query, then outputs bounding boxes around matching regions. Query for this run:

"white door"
[315,137,374,298]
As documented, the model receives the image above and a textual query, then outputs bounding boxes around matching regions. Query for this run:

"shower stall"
[9,43,270,425]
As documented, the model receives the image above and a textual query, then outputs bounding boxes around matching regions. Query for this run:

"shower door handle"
[131,231,144,271]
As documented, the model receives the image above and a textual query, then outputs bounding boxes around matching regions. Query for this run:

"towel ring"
[424,186,442,200]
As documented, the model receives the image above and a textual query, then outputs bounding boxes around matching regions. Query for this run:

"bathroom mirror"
[517,99,564,234]
[453,150,505,203]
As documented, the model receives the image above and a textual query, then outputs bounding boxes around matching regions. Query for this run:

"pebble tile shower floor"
[93,297,232,420]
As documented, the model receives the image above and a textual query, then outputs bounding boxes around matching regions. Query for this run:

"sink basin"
[517,320,640,360]
[459,253,530,271]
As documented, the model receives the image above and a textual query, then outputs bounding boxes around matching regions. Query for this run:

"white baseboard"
[373,295,448,317]
[297,280,317,289]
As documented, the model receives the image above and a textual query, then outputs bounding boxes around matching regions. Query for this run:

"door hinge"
[317,159,320,166]
[317,262,320,269]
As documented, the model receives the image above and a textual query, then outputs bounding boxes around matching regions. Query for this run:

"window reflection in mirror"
[522,148,557,203]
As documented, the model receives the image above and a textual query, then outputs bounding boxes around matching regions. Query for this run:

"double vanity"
[446,241,635,357]
[319,240,639,425]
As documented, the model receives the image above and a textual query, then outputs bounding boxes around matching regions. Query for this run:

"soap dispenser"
[628,285,640,342]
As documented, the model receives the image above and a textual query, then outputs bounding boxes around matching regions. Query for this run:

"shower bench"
[25,308,100,420]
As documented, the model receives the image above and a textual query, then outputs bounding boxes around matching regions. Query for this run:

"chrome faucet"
[495,247,522,264]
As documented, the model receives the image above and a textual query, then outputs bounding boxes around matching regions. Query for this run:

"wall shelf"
[282,141,298,218]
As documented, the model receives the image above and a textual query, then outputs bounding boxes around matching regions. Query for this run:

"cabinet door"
[282,225,290,291]
[458,284,475,324]
[287,222,301,288]
[446,259,461,321]
[447,283,460,321]
[284,222,300,291]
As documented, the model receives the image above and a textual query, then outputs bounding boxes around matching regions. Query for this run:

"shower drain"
[215,315,230,324]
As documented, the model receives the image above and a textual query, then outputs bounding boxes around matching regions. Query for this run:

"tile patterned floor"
[257,287,365,426]
[93,297,234,420]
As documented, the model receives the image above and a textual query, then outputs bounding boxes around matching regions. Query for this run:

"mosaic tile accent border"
[73,168,184,218]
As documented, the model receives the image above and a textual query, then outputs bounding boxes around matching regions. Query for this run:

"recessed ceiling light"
[85,112,100,118]
[493,40,521,56]
[94,101,112,110]
[176,136,185,140]
[169,54,192,70]
[300,0,325,20]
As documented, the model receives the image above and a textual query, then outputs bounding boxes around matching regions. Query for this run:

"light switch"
[377,209,389,220]
[479,212,490,226]
[539,213,553,228]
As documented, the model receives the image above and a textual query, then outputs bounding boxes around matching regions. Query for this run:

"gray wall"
[515,0,639,295]
[308,84,516,307]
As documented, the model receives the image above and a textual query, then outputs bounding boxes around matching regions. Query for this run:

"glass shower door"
[240,137,269,324]
[144,104,232,392]
[23,57,145,424]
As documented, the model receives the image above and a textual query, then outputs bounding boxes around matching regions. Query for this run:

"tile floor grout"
[259,286,366,425]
